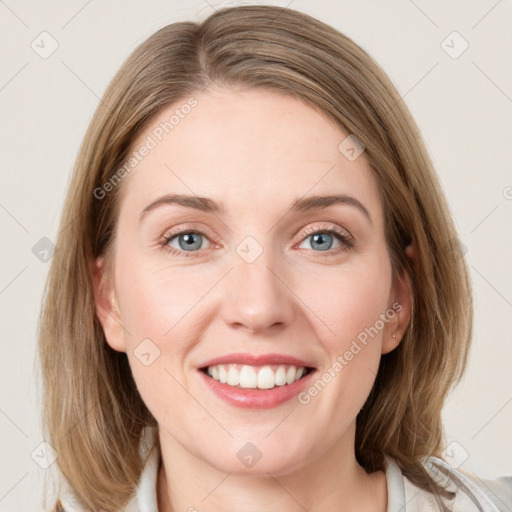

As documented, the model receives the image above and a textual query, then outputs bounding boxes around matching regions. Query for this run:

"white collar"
[127,445,500,512]
[60,428,506,512]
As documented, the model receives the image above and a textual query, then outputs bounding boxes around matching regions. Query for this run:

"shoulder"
[385,455,512,512]
[58,441,512,512]
[58,427,160,512]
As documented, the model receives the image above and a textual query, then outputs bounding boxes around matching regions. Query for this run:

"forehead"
[118,87,381,222]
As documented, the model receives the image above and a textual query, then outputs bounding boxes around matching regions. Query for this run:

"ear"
[382,241,416,354]
[92,256,127,353]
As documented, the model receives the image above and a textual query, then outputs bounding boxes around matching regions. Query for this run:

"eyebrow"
[139,193,372,224]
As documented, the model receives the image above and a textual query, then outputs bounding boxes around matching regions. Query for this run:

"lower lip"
[198,369,316,409]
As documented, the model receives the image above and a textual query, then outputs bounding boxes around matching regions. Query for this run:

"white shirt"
[59,428,512,512]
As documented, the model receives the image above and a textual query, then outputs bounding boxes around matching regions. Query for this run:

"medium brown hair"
[38,5,472,510]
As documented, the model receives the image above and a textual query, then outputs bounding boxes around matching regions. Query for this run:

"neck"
[156,423,387,512]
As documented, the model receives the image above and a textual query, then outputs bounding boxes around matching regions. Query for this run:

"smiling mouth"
[200,364,315,390]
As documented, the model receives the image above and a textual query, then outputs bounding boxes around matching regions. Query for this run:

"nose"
[220,248,296,335]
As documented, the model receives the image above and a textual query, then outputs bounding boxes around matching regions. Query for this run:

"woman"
[38,5,511,511]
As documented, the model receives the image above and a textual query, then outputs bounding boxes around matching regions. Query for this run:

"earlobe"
[382,330,400,354]
[92,256,127,353]
[382,327,402,355]
[382,241,416,354]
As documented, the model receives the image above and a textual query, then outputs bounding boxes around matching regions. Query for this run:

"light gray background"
[1,1,511,510]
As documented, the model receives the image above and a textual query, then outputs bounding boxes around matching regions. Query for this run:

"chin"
[202,443,309,477]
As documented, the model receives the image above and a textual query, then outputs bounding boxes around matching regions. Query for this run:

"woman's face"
[95,86,411,475]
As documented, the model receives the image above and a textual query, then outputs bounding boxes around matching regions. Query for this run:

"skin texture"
[94,86,413,512]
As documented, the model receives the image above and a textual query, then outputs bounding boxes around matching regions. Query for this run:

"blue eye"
[302,231,339,251]
[164,231,209,255]
[160,225,353,258]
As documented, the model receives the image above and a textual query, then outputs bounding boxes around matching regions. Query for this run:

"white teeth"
[205,364,309,389]
[227,366,240,386]
[257,366,275,389]
[239,365,257,388]
[211,365,219,381]
[274,365,287,386]
[286,366,296,384]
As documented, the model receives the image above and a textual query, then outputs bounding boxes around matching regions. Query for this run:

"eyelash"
[159,223,354,259]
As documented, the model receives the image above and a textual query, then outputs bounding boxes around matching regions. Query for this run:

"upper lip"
[198,352,316,369]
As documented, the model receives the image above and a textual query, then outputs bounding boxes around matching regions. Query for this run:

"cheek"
[294,265,392,423]
[303,255,392,393]
[114,255,211,346]
[307,256,392,345]
[114,260,213,426]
